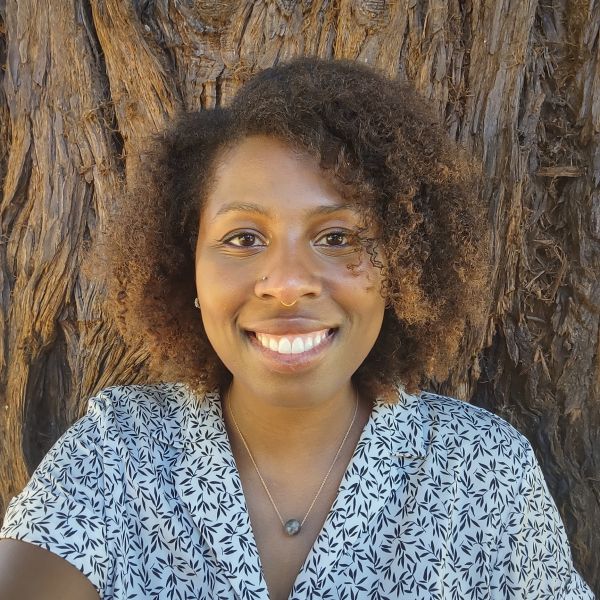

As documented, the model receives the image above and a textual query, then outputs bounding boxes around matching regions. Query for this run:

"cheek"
[336,265,386,321]
[356,265,387,329]
[347,254,386,297]
[363,269,384,295]
[195,259,240,332]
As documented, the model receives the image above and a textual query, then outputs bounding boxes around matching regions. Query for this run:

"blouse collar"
[136,382,428,461]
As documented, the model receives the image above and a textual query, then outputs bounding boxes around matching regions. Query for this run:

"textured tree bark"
[0,0,598,592]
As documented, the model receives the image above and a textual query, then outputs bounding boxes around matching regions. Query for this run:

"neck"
[223,381,369,469]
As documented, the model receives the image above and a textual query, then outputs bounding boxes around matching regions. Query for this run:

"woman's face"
[195,135,386,401]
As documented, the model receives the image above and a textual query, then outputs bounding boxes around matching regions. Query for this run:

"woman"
[0,58,594,599]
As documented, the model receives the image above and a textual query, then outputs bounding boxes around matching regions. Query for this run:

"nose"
[254,243,323,305]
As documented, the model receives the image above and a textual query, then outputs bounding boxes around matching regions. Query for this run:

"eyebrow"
[210,201,358,222]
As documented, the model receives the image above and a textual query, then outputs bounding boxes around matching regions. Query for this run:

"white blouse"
[0,383,595,599]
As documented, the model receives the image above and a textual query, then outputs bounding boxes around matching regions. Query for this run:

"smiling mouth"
[245,328,337,355]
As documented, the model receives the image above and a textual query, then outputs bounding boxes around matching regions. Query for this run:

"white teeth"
[254,329,332,354]
[278,338,292,353]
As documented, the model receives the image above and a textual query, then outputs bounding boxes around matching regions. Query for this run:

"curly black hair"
[100,57,492,399]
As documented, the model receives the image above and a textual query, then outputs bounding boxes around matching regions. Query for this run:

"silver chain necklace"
[227,388,359,537]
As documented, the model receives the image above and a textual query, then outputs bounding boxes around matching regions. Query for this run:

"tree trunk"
[1,0,598,592]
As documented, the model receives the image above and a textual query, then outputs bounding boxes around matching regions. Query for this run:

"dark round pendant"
[284,519,301,536]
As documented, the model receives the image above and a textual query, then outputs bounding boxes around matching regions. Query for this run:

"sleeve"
[489,442,596,599]
[0,395,110,598]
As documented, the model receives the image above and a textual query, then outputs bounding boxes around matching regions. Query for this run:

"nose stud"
[258,275,298,307]
[195,278,300,309]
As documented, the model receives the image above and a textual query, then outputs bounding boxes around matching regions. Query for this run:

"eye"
[314,230,354,247]
[222,231,267,248]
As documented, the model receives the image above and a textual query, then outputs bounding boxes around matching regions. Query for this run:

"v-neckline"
[170,386,425,599]
[228,398,373,600]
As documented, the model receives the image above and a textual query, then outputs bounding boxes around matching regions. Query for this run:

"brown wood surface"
[0,0,598,592]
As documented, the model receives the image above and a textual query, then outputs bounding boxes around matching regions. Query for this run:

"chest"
[106,441,505,600]
[106,396,514,599]
[237,453,353,600]
[109,470,499,600]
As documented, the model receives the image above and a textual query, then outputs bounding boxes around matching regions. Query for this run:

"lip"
[243,318,338,336]
[244,328,338,373]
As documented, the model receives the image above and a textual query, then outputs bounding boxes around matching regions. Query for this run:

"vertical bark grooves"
[89,0,181,158]
[80,0,126,172]
[1,0,598,593]
[472,0,600,582]
[0,1,10,490]
[0,3,8,200]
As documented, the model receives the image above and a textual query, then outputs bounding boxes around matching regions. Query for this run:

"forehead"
[202,135,358,222]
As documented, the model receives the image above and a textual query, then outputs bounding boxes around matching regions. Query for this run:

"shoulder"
[91,381,194,411]
[403,391,540,524]
[415,389,535,468]
[88,382,216,447]
[417,389,531,444]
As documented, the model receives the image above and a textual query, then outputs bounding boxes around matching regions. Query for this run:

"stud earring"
[194,298,200,309]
